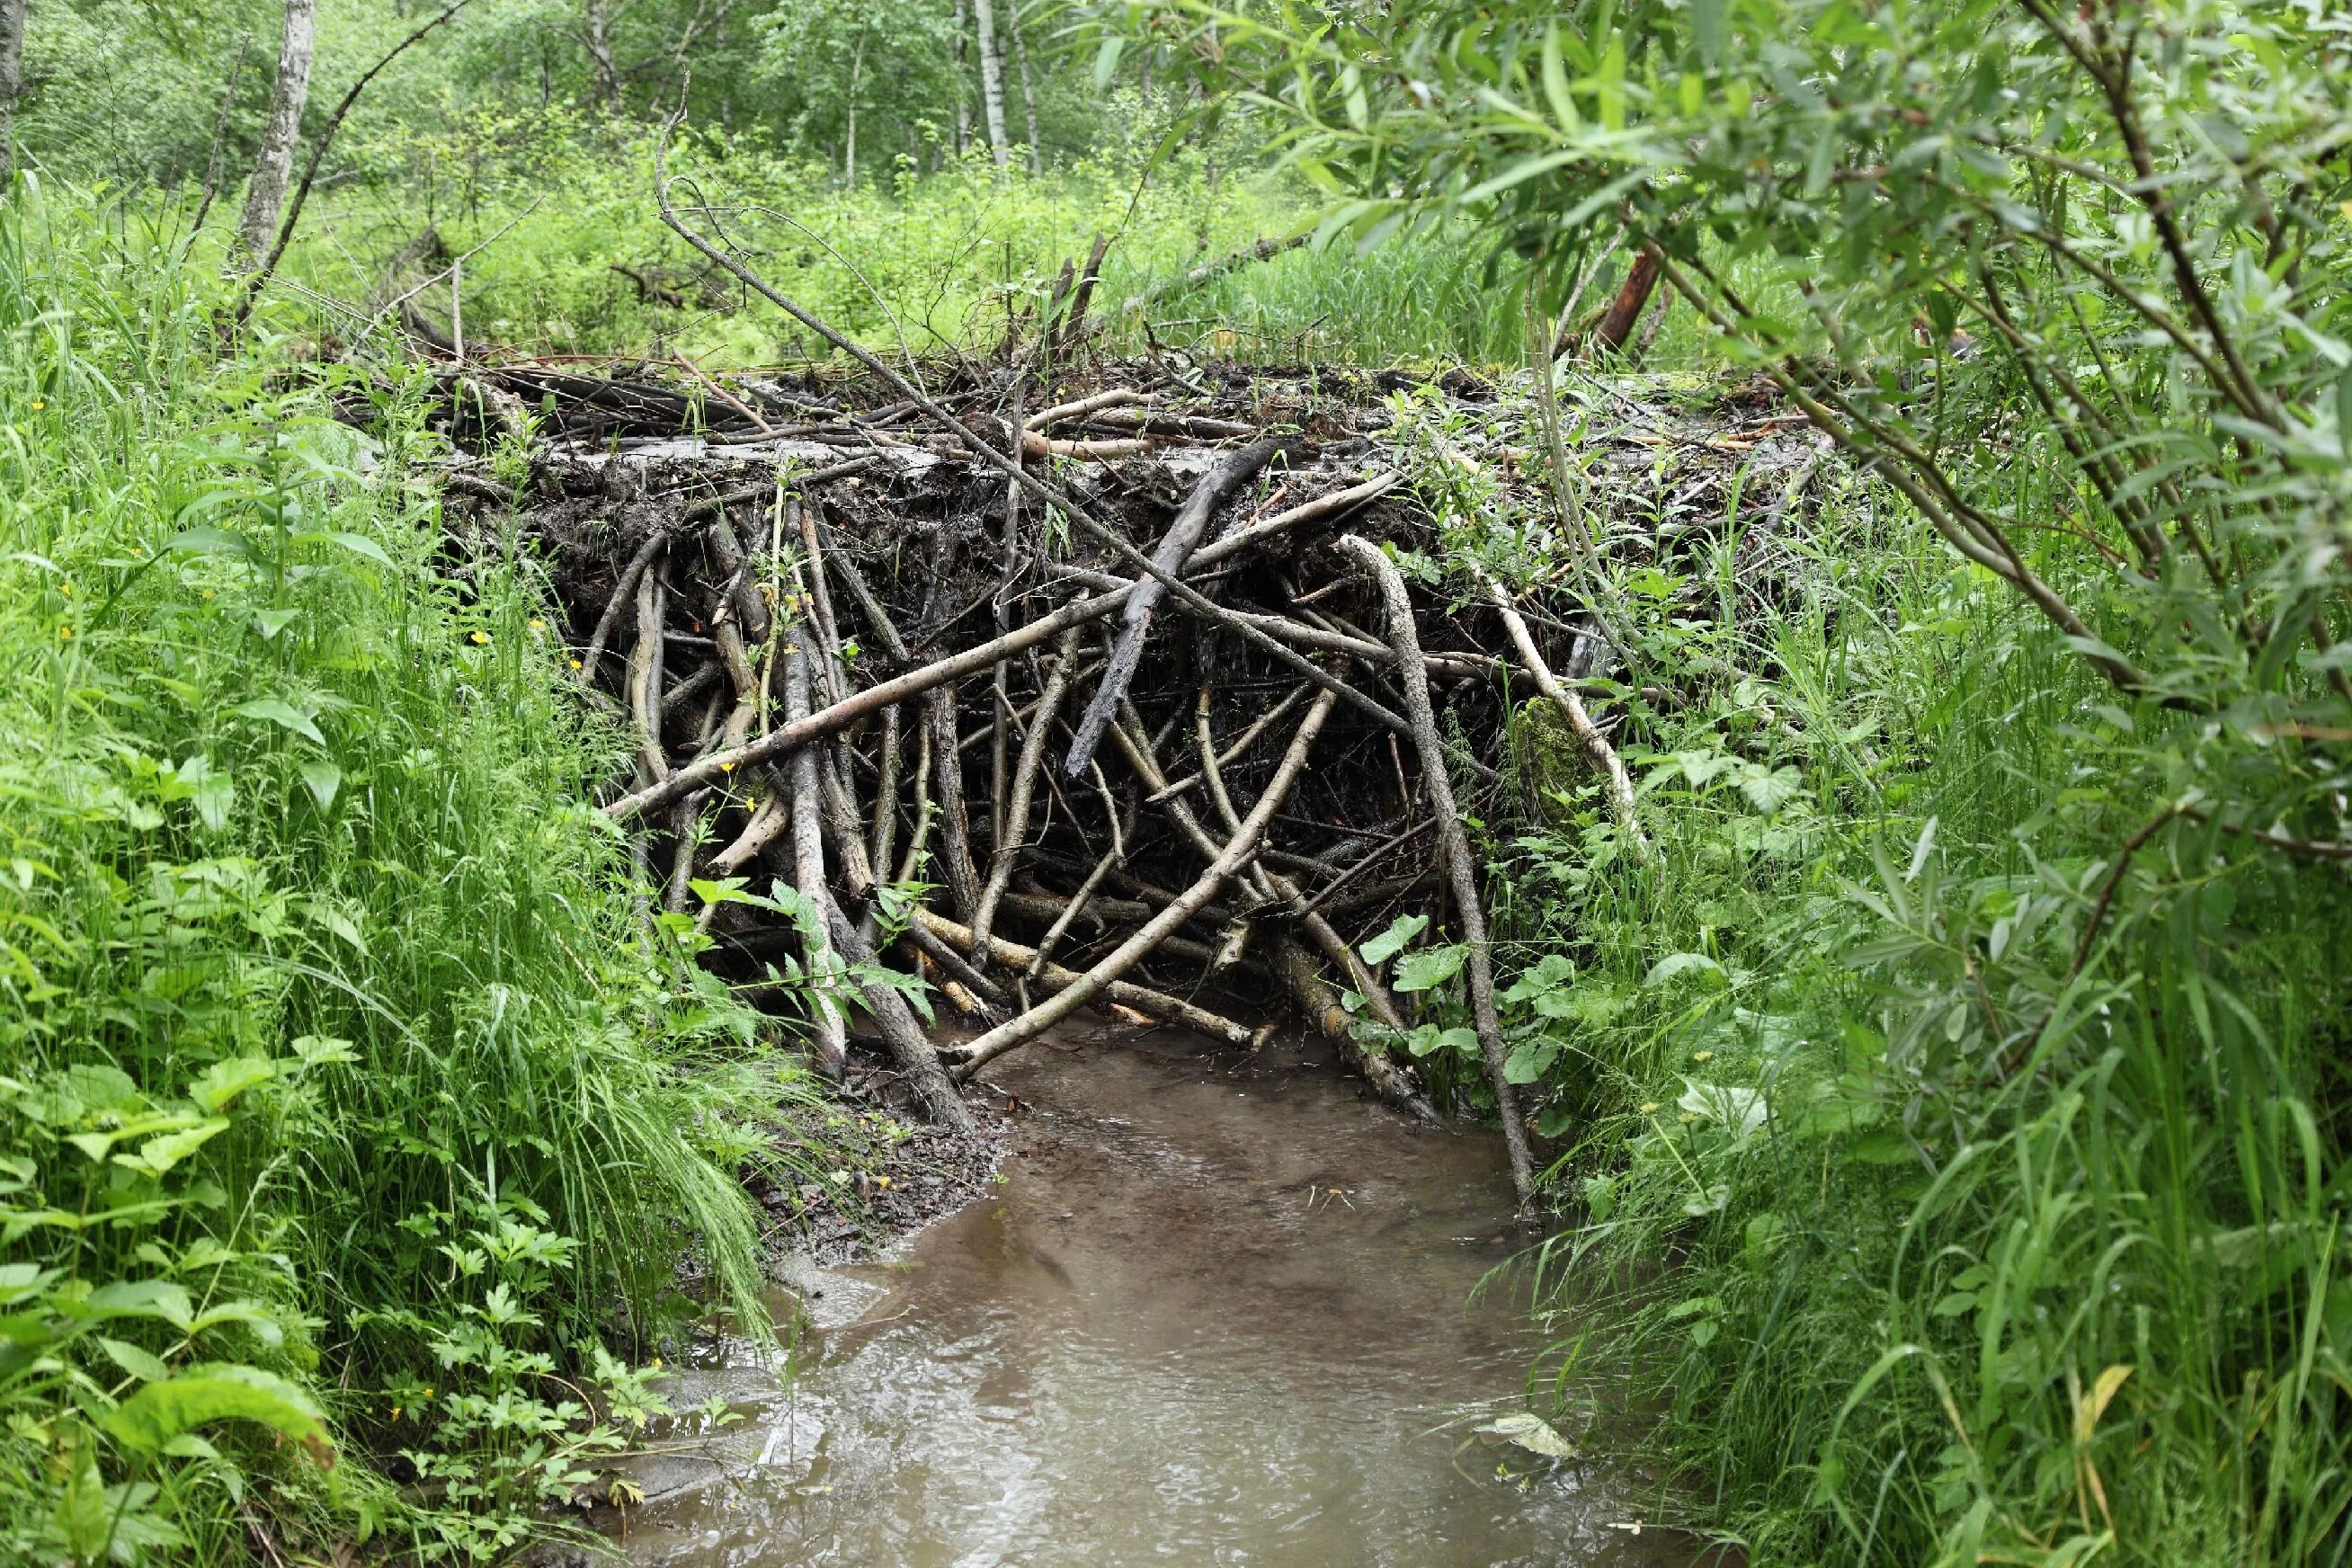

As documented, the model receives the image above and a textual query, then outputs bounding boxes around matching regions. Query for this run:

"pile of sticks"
[440,349,1625,1202]
[424,172,1757,1207]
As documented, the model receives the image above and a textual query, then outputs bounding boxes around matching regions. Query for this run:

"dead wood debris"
[426,342,1823,1177]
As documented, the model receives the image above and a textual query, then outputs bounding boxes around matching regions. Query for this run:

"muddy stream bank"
[604,1023,1684,1567]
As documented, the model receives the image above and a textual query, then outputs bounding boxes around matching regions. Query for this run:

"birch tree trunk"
[236,0,315,271]
[951,0,969,156]
[0,0,27,182]
[584,0,621,111]
[1010,0,1041,174]
[842,24,865,182]
[971,0,1011,169]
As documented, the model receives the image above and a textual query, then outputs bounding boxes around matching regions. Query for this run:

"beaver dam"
[433,336,1816,1202]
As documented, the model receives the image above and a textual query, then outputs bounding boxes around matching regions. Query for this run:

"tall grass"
[1402,396,2352,1564]
[0,183,819,1561]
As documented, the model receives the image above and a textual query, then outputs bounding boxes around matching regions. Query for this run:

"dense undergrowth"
[0,187,830,1563]
[264,115,1547,370]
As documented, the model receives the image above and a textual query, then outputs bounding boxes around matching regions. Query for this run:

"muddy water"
[618,1020,1675,1567]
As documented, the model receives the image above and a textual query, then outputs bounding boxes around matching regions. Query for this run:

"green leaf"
[103,1367,334,1466]
[98,1336,174,1385]
[298,759,341,811]
[1358,913,1428,966]
[1644,952,1727,989]
[232,699,324,747]
[1393,943,1467,993]
[290,1035,359,1069]
[188,1056,277,1114]
[1503,1038,1559,1084]
[133,1119,230,1176]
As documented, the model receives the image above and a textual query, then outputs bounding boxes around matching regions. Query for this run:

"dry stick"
[1266,931,1436,1121]
[1474,566,1650,863]
[1029,761,1128,979]
[925,683,984,920]
[1189,693,1429,1116]
[950,688,1339,1082]
[797,740,975,1126]
[903,919,1008,1009]
[815,886,975,1129]
[582,528,673,683]
[604,468,1403,822]
[626,562,669,782]
[971,625,1080,966]
[650,141,1405,745]
[708,791,789,879]
[1337,536,1535,1206]
[895,719,935,887]
[664,795,700,913]
[782,633,849,1079]
[869,702,901,882]
[1056,230,1111,354]
[608,584,1127,823]
[919,912,1262,1051]
[1026,387,1154,429]
[1106,701,1412,1038]
[1294,818,1435,918]
[1064,438,1286,779]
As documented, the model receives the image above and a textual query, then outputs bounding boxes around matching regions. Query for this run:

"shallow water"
[615,1020,1678,1568]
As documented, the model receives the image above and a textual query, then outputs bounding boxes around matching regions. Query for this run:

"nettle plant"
[1127,0,2352,896]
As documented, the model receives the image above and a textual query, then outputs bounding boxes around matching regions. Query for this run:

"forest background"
[3,3,2350,1568]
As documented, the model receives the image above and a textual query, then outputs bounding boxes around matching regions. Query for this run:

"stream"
[610,1020,1679,1567]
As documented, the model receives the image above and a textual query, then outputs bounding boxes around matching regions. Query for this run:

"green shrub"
[0,181,816,1562]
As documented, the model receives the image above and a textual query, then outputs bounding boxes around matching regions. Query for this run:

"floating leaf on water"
[1477,1412,1580,1459]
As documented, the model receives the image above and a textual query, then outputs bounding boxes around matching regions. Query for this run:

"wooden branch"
[925,682,984,921]
[1475,567,1650,861]
[1064,438,1286,778]
[1338,536,1535,1205]
[782,636,848,1078]
[917,910,1263,1052]
[1266,932,1436,1121]
[971,626,1079,963]
[949,687,1339,1082]
[815,886,973,1130]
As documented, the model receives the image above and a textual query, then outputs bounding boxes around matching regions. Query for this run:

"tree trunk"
[843,25,864,182]
[236,0,316,271]
[971,0,1010,168]
[1009,0,1041,174]
[951,0,969,156]
[1591,248,1662,355]
[584,0,620,111]
[0,0,28,181]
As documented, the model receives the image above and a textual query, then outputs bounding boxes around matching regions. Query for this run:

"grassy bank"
[0,186,824,1562]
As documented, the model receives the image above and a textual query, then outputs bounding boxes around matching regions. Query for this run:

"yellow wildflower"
[1638,1101,1662,1116]
[58,626,71,639]
[468,629,489,646]
[528,618,545,632]
[1691,1050,1715,1064]
[569,657,584,670]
